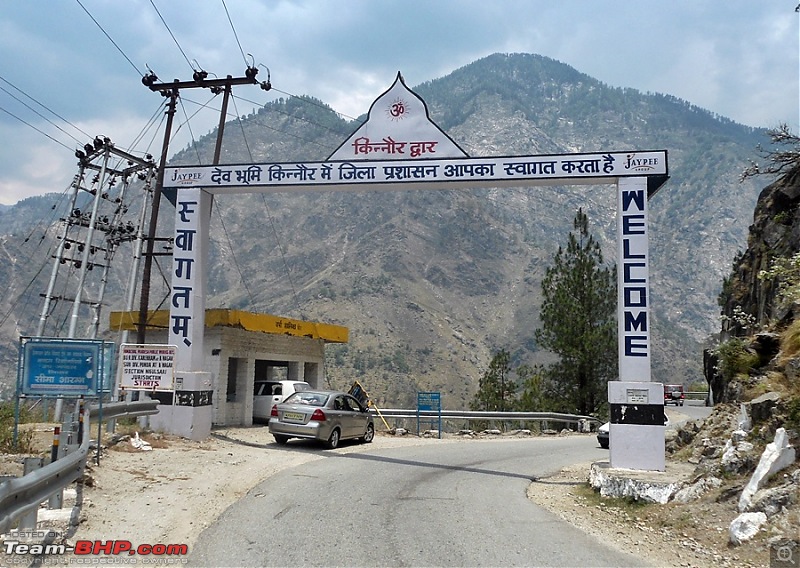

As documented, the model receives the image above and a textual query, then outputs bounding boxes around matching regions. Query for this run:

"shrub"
[0,401,36,454]
[716,338,760,381]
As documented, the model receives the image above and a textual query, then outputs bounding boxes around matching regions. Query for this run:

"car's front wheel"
[325,428,341,449]
[361,423,375,444]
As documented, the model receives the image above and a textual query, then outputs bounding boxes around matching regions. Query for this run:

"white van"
[253,380,311,422]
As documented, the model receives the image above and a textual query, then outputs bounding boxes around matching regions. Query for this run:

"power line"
[221,0,248,67]
[0,76,92,143]
[0,105,72,152]
[74,0,143,77]
[149,0,194,73]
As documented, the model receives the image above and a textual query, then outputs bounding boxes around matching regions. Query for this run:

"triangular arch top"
[328,72,468,161]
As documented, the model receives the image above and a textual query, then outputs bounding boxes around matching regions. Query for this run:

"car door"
[269,382,284,408]
[330,394,352,437]
[343,394,368,437]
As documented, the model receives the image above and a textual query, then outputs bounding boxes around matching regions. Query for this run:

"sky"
[0,0,797,206]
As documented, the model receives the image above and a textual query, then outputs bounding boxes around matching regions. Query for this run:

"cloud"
[0,0,796,204]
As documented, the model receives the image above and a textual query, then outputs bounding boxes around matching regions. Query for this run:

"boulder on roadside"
[729,512,767,545]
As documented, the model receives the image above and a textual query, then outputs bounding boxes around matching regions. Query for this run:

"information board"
[417,391,442,438]
[20,338,103,396]
[119,344,177,391]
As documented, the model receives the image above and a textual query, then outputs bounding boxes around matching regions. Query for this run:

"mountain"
[0,53,769,409]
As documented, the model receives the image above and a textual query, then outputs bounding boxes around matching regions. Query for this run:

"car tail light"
[270,405,278,417]
[310,409,326,421]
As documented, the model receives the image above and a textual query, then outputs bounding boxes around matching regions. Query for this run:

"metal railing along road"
[372,408,601,428]
[0,399,159,534]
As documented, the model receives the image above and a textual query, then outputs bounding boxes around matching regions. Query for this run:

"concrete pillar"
[610,176,663,471]
[162,188,212,441]
[304,362,321,388]
[238,357,253,426]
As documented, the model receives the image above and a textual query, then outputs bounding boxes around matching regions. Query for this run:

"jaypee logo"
[624,153,660,172]
[170,169,204,184]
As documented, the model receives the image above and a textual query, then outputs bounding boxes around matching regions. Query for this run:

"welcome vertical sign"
[617,176,651,380]
[611,176,664,472]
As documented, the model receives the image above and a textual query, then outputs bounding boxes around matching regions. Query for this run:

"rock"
[785,357,800,382]
[729,512,767,545]
[748,391,781,424]
[737,404,752,432]
[752,332,781,366]
[731,429,748,444]
[747,483,796,516]
[739,428,797,512]
[673,476,723,503]
[721,439,755,474]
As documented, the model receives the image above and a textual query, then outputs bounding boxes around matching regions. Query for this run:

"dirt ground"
[0,422,794,567]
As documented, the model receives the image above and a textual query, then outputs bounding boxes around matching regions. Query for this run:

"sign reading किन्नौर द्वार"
[119,344,177,391]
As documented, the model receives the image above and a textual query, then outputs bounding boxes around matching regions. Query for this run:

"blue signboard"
[417,391,442,438]
[20,338,103,397]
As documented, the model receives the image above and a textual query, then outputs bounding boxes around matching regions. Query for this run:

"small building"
[109,309,348,428]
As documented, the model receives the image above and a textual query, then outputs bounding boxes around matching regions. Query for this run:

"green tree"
[534,209,617,415]
[515,363,549,411]
[470,349,515,412]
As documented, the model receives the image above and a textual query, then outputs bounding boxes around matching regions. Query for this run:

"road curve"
[189,435,652,567]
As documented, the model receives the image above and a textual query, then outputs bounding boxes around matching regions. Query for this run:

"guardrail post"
[48,426,64,509]
[20,458,44,529]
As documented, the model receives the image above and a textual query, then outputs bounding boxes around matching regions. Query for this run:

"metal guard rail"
[0,399,159,535]
[372,408,601,425]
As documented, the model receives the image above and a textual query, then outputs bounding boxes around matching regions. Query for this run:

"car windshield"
[285,392,328,406]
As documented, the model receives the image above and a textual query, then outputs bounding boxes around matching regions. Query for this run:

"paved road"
[666,399,713,425]
[189,436,652,567]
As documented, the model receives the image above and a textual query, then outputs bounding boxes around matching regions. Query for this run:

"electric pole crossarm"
[145,75,258,92]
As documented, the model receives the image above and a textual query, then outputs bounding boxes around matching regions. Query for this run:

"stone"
[673,476,723,504]
[737,405,752,432]
[739,428,797,512]
[747,484,796,517]
[729,512,767,545]
[748,391,781,424]
[731,428,748,444]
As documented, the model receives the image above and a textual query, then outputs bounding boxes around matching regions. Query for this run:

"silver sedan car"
[268,389,375,449]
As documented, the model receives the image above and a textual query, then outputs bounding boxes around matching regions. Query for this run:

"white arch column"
[150,187,213,440]
[610,176,664,471]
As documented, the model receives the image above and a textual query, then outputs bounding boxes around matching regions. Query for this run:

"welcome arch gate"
[161,74,669,470]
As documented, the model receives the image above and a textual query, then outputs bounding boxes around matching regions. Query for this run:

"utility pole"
[136,67,270,343]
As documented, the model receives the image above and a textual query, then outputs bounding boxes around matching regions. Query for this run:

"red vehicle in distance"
[664,384,685,406]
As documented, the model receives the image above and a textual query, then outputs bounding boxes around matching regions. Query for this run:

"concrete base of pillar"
[149,371,213,441]
[609,423,665,471]
[149,404,212,441]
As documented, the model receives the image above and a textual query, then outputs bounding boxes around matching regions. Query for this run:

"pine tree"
[469,349,515,412]
[534,209,617,415]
